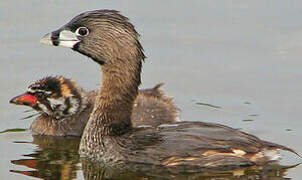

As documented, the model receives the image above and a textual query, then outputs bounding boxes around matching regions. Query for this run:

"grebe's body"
[40,9,298,170]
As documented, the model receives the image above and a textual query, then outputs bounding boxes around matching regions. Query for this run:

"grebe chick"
[10,76,178,136]
[40,10,298,170]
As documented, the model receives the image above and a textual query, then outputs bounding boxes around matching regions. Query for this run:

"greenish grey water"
[1,0,302,179]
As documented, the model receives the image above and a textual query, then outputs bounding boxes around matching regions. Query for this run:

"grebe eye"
[75,27,89,36]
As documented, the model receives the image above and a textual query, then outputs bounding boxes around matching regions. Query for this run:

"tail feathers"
[139,83,165,99]
[149,83,165,98]
[152,83,164,91]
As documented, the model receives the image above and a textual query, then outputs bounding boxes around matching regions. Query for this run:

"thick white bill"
[40,30,80,48]
[40,33,53,46]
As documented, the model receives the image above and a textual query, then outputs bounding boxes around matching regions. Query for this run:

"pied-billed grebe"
[10,76,179,136]
[40,10,299,170]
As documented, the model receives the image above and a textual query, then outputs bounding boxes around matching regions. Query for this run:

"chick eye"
[75,27,89,36]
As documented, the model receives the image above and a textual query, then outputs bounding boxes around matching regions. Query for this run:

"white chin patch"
[58,41,79,48]
[58,30,80,48]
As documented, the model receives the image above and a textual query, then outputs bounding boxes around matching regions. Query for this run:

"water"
[1,0,302,179]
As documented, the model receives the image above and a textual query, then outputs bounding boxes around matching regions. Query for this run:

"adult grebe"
[40,10,298,170]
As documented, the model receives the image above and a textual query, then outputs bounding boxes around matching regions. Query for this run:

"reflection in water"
[82,158,295,180]
[10,134,297,179]
[10,135,81,179]
[0,128,26,134]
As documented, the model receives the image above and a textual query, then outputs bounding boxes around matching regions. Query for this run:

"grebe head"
[40,10,145,66]
[10,76,87,119]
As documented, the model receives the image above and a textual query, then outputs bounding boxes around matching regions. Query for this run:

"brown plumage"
[40,9,299,171]
[10,76,179,136]
[11,135,296,179]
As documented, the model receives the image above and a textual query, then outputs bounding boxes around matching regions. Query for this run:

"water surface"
[1,0,302,179]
